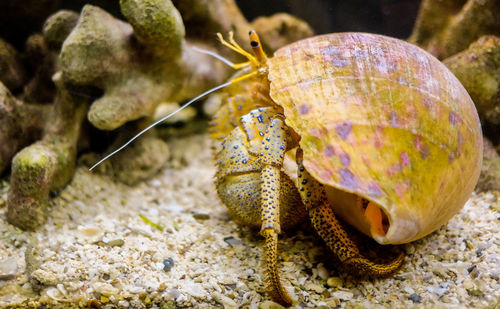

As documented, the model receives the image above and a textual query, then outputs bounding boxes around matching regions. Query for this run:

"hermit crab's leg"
[295,148,404,276]
[259,115,293,306]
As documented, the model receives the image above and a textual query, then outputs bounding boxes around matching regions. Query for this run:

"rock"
[251,13,314,52]
[475,138,500,192]
[444,36,500,128]
[409,0,500,59]
[109,135,170,186]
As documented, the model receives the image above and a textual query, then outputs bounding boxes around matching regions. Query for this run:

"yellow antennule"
[217,32,258,67]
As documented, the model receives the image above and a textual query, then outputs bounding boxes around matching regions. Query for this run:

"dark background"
[0,0,422,49]
[236,0,422,39]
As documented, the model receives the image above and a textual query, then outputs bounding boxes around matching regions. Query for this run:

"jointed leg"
[259,116,293,306]
[295,148,404,276]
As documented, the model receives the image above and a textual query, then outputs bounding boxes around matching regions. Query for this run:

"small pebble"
[158,282,167,291]
[316,263,329,280]
[192,212,210,220]
[167,288,181,299]
[0,258,17,280]
[467,265,477,273]
[128,286,144,294]
[409,293,421,303]
[304,282,325,293]
[426,284,448,296]
[107,239,125,247]
[327,277,343,288]
[223,236,243,247]
[489,272,499,281]
[163,257,174,272]
[331,291,353,301]
[467,289,483,297]
[258,300,285,309]
[93,282,119,296]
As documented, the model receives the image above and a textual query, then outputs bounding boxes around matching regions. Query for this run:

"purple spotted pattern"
[336,121,352,140]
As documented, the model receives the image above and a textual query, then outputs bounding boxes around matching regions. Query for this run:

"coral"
[42,10,80,51]
[7,73,88,230]
[60,2,228,131]
[0,39,26,92]
[0,83,49,174]
[409,0,500,59]
[443,36,500,126]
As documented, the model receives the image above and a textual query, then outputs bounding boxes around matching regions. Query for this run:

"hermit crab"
[91,31,482,306]
[208,31,482,305]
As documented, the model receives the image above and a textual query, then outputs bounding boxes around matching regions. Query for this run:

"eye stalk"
[249,30,267,63]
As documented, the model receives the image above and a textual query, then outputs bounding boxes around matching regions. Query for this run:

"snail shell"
[268,33,482,244]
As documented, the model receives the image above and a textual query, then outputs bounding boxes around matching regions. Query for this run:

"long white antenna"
[89,81,231,171]
[191,46,235,67]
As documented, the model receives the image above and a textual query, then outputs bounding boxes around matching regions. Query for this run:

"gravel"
[0,134,499,308]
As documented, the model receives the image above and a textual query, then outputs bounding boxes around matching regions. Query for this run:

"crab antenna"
[89,68,261,171]
[191,46,235,67]
[89,81,231,171]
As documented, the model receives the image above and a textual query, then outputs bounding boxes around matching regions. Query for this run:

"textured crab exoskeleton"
[211,31,482,306]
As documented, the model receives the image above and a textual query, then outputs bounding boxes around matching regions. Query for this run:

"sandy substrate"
[0,134,499,308]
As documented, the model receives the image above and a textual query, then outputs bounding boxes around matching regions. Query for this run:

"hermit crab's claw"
[295,148,405,276]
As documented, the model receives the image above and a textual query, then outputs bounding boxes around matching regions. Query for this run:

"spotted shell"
[268,33,483,244]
